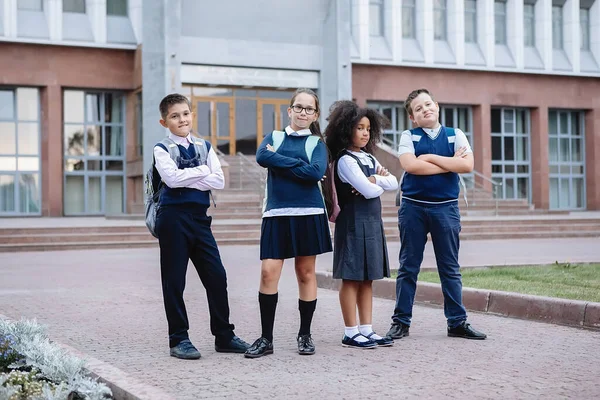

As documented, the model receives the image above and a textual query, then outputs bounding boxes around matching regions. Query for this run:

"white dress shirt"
[398,126,473,156]
[337,151,398,199]
[153,133,224,191]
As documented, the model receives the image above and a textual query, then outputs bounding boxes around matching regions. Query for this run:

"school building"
[0,0,599,218]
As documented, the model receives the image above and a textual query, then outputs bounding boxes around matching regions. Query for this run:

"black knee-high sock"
[298,299,317,336]
[259,292,278,342]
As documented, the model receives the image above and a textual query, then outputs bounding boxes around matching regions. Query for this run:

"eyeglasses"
[291,105,317,115]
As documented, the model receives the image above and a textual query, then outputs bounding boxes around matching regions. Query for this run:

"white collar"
[285,126,312,136]
[168,132,194,145]
[420,125,442,136]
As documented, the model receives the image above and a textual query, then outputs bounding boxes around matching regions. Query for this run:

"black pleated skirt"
[260,214,333,260]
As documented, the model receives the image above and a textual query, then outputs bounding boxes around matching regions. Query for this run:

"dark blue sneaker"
[170,339,201,359]
[365,332,394,347]
[215,336,251,353]
[341,333,377,349]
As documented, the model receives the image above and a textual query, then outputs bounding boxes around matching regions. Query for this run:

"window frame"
[434,0,447,41]
[494,0,507,45]
[464,0,477,43]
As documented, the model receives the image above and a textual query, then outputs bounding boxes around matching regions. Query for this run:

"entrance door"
[192,97,235,154]
[256,100,290,148]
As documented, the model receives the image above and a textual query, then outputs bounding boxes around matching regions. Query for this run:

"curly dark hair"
[324,100,388,159]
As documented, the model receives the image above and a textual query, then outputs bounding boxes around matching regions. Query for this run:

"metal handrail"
[236,152,267,202]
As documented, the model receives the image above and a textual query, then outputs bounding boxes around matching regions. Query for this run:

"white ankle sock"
[345,326,369,343]
[359,324,382,340]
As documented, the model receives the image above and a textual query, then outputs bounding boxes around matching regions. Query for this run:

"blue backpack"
[144,137,209,238]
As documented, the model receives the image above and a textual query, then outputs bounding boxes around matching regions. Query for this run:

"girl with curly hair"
[324,101,399,349]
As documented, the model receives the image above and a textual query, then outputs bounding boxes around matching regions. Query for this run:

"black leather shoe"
[386,323,410,339]
[448,322,487,340]
[244,337,274,358]
[297,334,315,355]
[215,335,251,353]
[169,339,201,360]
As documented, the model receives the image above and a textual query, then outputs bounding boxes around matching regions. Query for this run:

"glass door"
[256,99,290,148]
[192,97,235,155]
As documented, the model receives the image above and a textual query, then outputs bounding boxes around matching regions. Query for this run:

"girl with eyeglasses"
[245,88,332,358]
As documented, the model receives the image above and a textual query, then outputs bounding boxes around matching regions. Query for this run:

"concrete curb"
[315,272,600,329]
[0,314,174,400]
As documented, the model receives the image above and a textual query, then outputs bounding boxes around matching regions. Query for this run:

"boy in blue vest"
[386,88,486,340]
[154,93,249,359]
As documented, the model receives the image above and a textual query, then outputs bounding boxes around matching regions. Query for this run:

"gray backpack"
[144,137,209,238]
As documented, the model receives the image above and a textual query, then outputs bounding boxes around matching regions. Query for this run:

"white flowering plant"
[0,318,112,400]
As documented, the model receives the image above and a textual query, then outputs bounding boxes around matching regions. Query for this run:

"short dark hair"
[324,100,389,158]
[404,88,434,116]
[159,93,191,119]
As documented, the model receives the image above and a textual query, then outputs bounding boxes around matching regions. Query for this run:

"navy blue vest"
[400,126,460,202]
[156,141,212,208]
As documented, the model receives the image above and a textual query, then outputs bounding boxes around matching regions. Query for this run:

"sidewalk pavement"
[0,243,599,399]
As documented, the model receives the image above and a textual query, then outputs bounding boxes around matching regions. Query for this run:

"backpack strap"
[304,135,321,162]
[191,137,208,165]
[272,130,285,151]
[158,138,180,162]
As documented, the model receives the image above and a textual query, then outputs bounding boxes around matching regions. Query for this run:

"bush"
[0,318,112,400]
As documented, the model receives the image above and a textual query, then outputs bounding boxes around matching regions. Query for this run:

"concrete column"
[321,0,353,128]
[564,0,580,72]
[87,0,107,43]
[472,103,492,191]
[585,108,600,210]
[538,0,553,70]
[510,0,525,69]
[480,0,495,68]
[128,0,143,44]
[41,85,63,217]
[45,0,62,40]
[420,0,434,63]
[530,106,550,210]
[5,0,16,38]
[357,0,369,60]
[450,0,465,66]
[142,0,182,175]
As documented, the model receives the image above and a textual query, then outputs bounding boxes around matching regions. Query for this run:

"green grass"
[406,263,600,303]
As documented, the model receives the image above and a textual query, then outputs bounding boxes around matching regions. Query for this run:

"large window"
[440,106,474,187]
[402,0,416,39]
[524,3,535,47]
[494,1,507,45]
[107,0,127,16]
[368,103,412,151]
[63,91,126,215]
[434,0,447,40]
[549,110,585,209]
[369,0,384,37]
[552,5,563,49]
[464,0,477,43]
[580,8,590,51]
[0,88,41,215]
[18,0,43,11]
[491,108,531,200]
[63,0,85,13]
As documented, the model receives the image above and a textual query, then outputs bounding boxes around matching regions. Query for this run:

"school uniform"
[257,126,333,260]
[333,150,398,281]
[153,132,235,349]
[393,125,471,329]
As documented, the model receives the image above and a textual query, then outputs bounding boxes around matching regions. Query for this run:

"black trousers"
[156,205,235,348]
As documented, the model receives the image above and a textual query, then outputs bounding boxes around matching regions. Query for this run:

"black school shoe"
[244,337,274,358]
[341,333,377,349]
[365,332,394,347]
[386,323,410,339]
[215,336,251,353]
[447,322,487,340]
[170,339,201,360]
[297,334,315,355]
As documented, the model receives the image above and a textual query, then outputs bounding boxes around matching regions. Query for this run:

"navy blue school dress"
[333,151,390,280]
[256,128,333,260]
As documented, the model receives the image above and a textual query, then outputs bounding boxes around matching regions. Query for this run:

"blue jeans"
[392,200,467,328]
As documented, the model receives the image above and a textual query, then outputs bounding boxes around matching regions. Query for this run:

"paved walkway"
[0,243,599,399]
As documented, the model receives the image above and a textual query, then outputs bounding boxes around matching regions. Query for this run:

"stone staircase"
[1,154,600,252]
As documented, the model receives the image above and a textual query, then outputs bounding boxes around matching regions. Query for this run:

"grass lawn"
[405,263,600,303]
